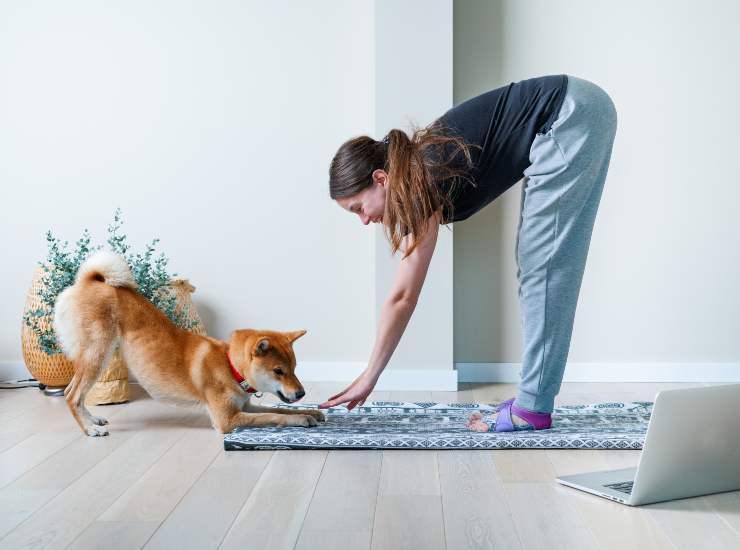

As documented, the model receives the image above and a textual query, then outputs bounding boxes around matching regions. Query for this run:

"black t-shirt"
[433,74,568,222]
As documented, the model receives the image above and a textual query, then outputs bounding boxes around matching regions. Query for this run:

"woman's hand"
[318,371,378,410]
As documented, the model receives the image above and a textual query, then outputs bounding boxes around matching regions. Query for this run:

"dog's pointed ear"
[253,338,270,356]
[285,330,307,344]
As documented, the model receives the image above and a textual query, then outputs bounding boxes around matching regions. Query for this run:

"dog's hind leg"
[65,342,116,436]
[85,346,115,427]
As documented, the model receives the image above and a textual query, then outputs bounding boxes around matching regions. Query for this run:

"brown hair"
[329,121,476,257]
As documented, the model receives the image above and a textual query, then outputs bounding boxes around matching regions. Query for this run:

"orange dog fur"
[53,251,325,436]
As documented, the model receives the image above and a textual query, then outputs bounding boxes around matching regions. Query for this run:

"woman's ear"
[372,169,387,187]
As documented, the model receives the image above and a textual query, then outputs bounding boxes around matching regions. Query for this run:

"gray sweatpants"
[514,75,618,413]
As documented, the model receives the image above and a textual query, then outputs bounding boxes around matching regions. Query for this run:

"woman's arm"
[319,210,442,409]
[365,210,441,380]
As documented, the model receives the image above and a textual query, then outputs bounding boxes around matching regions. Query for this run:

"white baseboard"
[0,360,460,391]
[456,362,740,383]
[297,362,458,391]
[0,362,31,381]
[6,360,739,390]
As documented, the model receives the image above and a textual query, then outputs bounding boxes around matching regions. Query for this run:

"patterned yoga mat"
[224,401,653,451]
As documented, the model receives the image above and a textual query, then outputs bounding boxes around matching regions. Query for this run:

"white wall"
[453,1,740,371]
[6,0,734,386]
[0,1,376,365]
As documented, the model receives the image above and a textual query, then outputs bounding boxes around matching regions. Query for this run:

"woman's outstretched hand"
[318,371,378,410]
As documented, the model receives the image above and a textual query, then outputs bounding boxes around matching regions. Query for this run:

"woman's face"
[336,169,387,226]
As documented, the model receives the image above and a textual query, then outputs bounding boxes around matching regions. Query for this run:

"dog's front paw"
[285,414,319,427]
[302,409,326,422]
[85,425,109,437]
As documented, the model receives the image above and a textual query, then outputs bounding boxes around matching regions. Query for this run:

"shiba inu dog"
[53,251,324,436]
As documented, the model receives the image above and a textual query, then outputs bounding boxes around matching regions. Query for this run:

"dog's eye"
[273,368,284,376]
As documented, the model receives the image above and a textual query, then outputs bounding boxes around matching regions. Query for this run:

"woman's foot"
[466,399,552,432]
[466,410,532,432]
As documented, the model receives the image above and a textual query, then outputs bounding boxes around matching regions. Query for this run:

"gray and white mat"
[224,401,653,450]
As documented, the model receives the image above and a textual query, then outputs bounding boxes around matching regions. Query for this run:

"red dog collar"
[227,352,259,395]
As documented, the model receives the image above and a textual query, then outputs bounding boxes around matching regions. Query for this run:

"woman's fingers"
[324,384,354,404]
[318,391,355,409]
[327,379,360,402]
[318,395,344,409]
[319,374,375,410]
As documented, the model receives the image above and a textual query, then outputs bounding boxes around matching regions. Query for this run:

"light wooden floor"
[1,381,739,550]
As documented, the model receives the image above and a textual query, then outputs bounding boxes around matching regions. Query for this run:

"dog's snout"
[294,389,305,401]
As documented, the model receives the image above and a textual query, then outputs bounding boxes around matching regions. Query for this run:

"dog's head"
[228,328,307,403]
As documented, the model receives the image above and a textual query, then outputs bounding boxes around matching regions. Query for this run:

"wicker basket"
[21,267,75,387]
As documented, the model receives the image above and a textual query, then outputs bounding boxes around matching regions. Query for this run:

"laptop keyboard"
[603,481,634,495]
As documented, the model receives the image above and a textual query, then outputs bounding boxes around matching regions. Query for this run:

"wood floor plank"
[98,425,222,522]
[219,450,327,550]
[431,382,475,403]
[372,495,445,550]
[378,450,440,496]
[491,450,557,483]
[296,529,372,550]
[0,411,191,549]
[0,388,46,415]
[371,450,445,550]
[503,482,601,550]
[645,495,740,549]
[387,390,433,403]
[0,430,33,454]
[0,394,187,540]
[143,451,273,550]
[554,392,605,406]
[295,450,382,550]
[299,450,382,531]
[0,385,135,439]
[0,430,79,489]
[437,450,523,549]
[469,383,518,405]
[546,449,640,477]
[0,395,78,435]
[704,490,740,537]
[69,520,159,550]
[0,430,133,540]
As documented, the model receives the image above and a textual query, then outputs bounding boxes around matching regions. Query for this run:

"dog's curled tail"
[76,251,137,289]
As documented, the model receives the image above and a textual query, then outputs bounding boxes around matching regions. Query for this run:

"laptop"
[556,383,740,506]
